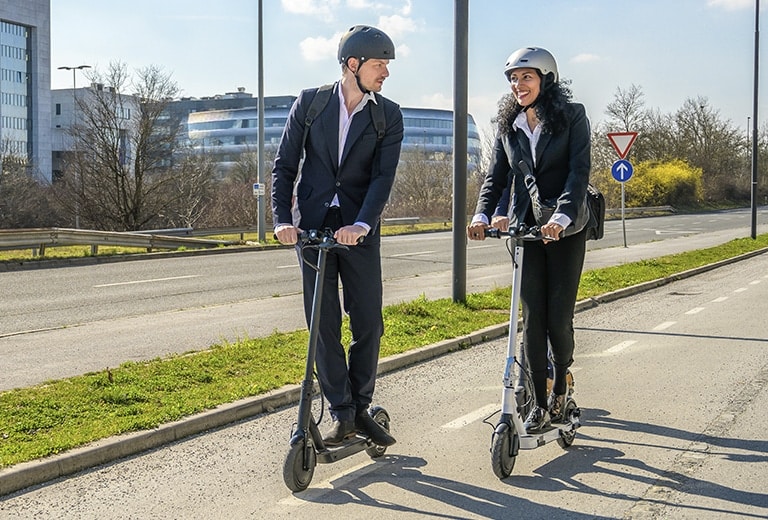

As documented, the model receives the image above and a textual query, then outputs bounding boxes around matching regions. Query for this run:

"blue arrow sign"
[611,159,634,182]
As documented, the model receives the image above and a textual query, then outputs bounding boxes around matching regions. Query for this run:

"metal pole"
[452,0,469,303]
[58,64,91,229]
[750,0,760,239]
[257,0,266,242]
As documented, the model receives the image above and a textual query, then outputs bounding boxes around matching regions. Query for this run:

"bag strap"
[301,83,335,157]
[518,160,542,205]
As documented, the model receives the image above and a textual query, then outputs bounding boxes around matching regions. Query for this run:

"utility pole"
[58,64,91,229]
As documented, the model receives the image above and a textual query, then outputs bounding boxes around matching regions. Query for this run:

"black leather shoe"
[355,412,396,447]
[523,406,551,433]
[322,419,355,446]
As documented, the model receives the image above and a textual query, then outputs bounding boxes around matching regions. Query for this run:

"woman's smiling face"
[508,67,541,107]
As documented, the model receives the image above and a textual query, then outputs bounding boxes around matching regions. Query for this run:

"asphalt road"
[1,246,766,519]
[1,208,767,391]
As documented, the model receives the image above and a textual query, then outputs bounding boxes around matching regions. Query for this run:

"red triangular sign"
[607,132,638,160]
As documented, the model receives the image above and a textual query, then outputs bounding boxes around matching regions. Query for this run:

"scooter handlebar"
[483,224,543,240]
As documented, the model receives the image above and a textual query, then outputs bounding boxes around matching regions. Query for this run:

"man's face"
[356,58,390,92]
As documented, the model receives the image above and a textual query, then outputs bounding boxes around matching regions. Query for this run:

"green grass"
[1,233,766,469]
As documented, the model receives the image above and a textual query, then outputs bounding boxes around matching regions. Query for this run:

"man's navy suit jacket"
[272,82,404,244]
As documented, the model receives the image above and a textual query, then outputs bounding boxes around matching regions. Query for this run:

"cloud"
[377,14,417,40]
[706,0,754,10]
[281,0,341,22]
[420,92,452,110]
[299,32,344,61]
[571,53,601,64]
[346,0,412,16]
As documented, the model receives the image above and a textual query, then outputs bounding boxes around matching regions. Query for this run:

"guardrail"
[606,205,676,218]
[0,228,237,257]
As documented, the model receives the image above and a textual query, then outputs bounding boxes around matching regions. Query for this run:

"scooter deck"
[316,435,371,463]
[518,419,579,450]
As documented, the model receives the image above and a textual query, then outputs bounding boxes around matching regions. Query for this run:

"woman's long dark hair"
[494,76,573,136]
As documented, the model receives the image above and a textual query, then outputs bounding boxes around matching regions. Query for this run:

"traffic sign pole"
[607,132,638,248]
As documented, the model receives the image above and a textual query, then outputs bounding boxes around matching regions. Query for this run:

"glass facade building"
[0,0,51,180]
[176,92,482,176]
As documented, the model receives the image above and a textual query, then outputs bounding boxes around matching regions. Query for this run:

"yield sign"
[607,132,638,160]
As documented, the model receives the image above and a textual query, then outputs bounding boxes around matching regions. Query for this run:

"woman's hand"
[540,221,564,242]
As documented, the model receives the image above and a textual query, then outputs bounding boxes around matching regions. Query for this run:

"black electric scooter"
[482,223,581,479]
[282,229,392,493]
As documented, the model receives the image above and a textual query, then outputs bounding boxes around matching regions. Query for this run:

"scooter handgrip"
[484,228,501,239]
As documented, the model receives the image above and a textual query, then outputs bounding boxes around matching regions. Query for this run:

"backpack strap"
[370,92,386,141]
[301,83,334,156]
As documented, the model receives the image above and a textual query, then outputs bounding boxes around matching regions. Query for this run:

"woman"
[467,47,591,433]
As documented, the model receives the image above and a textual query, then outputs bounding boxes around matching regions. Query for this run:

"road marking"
[711,296,729,303]
[734,287,748,293]
[390,250,436,257]
[277,264,298,269]
[749,280,761,285]
[93,275,200,288]
[685,307,705,315]
[441,403,499,429]
[605,340,637,354]
[653,321,676,331]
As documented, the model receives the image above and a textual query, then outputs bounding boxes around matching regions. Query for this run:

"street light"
[58,64,91,228]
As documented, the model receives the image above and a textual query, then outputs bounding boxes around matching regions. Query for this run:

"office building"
[0,0,51,180]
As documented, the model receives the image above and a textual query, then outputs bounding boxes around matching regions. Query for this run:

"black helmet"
[338,25,395,66]
[504,47,559,85]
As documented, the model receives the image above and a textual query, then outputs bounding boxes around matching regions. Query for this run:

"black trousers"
[298,209,384,422]
[520,228,587,407]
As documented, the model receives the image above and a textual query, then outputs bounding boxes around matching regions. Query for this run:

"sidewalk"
[2,225,767,497]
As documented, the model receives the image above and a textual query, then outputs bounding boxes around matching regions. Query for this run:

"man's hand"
[275,224,299,245]
[335,224,367,245]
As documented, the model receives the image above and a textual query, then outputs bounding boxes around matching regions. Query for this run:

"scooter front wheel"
[283,440,316,492]
[491,421,519,479]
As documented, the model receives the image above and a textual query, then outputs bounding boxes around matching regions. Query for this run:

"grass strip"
[1,233,766,468]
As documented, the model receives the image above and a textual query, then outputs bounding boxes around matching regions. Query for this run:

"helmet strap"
[347,58,371,94]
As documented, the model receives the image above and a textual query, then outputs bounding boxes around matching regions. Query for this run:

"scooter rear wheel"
[556,399,578,449]
[283,440,316,492]
[491,422,519,479]
[365,406,391,458]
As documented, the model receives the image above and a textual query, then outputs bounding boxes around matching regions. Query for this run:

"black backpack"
[300,83,386,154]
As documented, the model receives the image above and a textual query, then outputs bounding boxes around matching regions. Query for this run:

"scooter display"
[482,223,581,479]
[283,229,392,492]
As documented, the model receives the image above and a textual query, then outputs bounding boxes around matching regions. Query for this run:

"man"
[271,25,403,446]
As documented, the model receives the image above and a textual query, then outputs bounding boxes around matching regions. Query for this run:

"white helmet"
[504,47,559,84]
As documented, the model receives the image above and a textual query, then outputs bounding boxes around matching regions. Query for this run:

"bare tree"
[672,97,744,200]
[386,149,453,219]
[57,62,184,230]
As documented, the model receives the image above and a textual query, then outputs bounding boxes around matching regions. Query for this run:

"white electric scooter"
[482,223,581,479]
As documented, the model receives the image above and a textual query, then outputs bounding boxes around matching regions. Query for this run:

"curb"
[2,246,767,496]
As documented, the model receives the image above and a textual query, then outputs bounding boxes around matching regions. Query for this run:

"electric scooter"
[482,223,581,479]
[282,228,392,492]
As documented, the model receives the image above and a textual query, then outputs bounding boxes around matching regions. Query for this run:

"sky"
[50,0,766,140]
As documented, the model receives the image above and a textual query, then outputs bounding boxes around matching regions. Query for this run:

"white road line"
[749,280,761,285]
[711,296,729,303]
[734,287,748,293]
[653,321,676,331]
[390,250,436,258]
[441,403,499,429]
[605,340,637,354]
[93,275,200,288]
[685,307,705,315]
[277,264,299,269]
